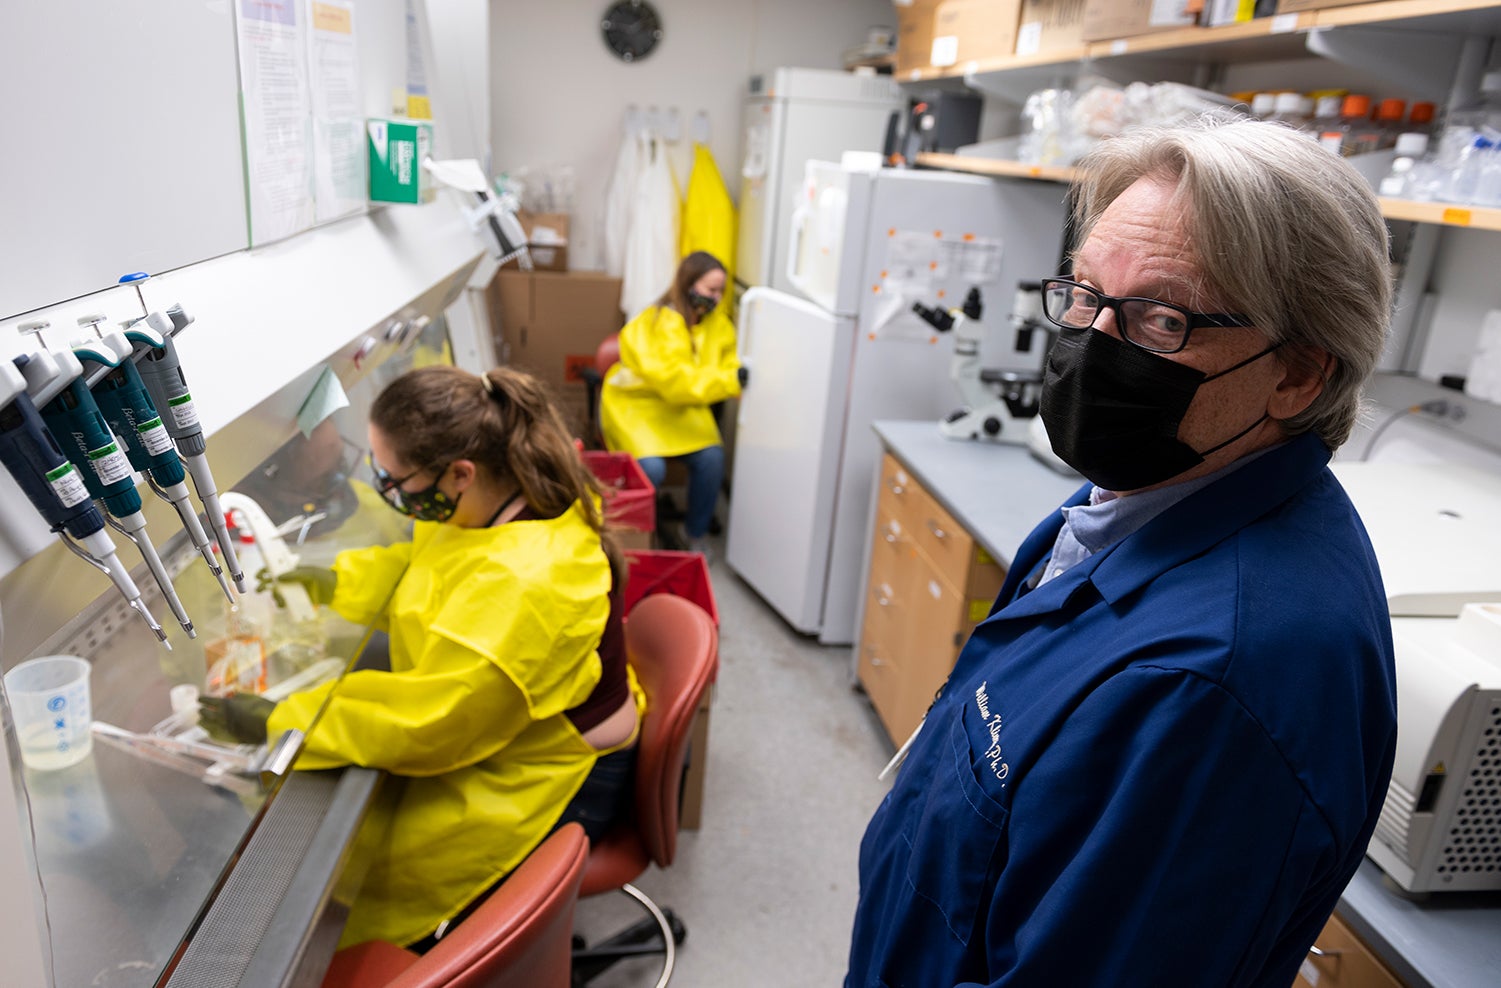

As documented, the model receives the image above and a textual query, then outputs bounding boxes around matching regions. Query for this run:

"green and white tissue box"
[368,119,434,204]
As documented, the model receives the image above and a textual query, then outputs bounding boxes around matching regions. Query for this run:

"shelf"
[1377,197,1501,230]
[914,153,1076,183]
[901,0,1501,94]
[1082,12,1318,63]
[913,158,1501,232]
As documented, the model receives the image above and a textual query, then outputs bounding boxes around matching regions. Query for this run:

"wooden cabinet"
[857,453,1006,745]
[1292,911,1406,988]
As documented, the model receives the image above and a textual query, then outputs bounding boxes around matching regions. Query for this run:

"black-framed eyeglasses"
[1039,278,1254,354]
[367,452,444,495]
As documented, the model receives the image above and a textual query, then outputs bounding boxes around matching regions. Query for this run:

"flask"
[204,524,269,696]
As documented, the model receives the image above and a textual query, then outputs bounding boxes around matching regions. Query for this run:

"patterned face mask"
[369,454,460,522]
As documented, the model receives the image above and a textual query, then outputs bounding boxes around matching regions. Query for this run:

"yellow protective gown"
[599,304,741,458]
[265,501,641,948]
[680,142,736,291]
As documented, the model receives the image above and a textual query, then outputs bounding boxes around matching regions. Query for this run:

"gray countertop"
[873,419,1501,988]
[871,420,1083,568]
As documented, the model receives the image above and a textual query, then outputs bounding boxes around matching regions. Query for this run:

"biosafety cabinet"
[0,260,480,987]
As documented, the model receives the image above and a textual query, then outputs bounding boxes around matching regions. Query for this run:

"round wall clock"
[601,1,662,63]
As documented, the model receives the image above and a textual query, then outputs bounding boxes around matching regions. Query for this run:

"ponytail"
[371,366,624,580]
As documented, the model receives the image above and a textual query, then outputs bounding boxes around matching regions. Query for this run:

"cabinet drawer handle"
[877,583,894,606]
[927,519,947,541]
[1307,946,1341,959]
[888,481,905,495]
[870,655,885,668]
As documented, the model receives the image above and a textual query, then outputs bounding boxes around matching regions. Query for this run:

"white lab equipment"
[736,68,903,293]
[423,158,531,269]
[1372,604,1501,893]
[1330,460,1501,893]
[917,282,1050,445]
[726,162,1068,643]
[218,493,317,625]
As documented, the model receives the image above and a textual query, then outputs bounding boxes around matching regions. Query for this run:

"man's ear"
[1269,345,1334,421]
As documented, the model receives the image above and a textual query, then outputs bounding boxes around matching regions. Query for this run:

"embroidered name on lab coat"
[974,681,1009,785]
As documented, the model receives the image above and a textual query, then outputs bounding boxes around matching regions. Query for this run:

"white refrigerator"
[737,68,903,293]
[727,163,1069,644]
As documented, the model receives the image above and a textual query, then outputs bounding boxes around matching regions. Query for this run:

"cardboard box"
[1081,0,1196,42]
[1274,0,1367,12]
[1014,0,1088,56]
[930,0,1021,67]
[487,269,623,437]
[895,0,941,76]
[367,119,434,204]
[515,210,570,271]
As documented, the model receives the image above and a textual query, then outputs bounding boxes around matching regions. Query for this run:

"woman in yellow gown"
[601,250,742,553]
[210,365,640,949]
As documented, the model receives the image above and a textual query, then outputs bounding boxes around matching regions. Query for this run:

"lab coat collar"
[990,432,1333,621]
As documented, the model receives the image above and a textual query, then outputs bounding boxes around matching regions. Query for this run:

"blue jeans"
[637,445,724,539]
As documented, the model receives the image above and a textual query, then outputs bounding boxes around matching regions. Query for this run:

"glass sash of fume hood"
[2,315,453,988]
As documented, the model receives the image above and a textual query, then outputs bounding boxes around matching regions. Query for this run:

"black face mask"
[687,291,718,317]
[1040,328,1280,492]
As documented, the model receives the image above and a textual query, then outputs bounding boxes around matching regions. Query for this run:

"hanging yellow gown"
[599,304,740,459]
[680,142,737,291]
[265,501,641,948]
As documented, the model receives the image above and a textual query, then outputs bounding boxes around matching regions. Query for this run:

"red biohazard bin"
[621,550,719,627]
[581,451,656,535]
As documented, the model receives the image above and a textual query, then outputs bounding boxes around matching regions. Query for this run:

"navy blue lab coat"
[847,432,1397,987]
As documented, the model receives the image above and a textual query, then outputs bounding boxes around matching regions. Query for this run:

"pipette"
[0,356,169,647]
[17,323,196,640]
[117,273,246,593]
[73,316,236,604]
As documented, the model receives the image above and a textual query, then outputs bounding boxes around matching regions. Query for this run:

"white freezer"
[729,164,1070,644]
[737,68,903,293]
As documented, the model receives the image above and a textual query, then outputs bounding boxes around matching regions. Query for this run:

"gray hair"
[1070,118,1392,450]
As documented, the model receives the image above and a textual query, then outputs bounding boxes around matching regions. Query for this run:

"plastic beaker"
[4,655,93,771]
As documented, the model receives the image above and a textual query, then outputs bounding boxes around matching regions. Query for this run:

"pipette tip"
[230,570,248,594]
[130,599,171,650]
[182,622,197,640]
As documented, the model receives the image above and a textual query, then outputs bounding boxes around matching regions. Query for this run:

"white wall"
[490,0,894,271]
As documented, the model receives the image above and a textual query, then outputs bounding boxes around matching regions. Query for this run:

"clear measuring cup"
[4,655,93,771]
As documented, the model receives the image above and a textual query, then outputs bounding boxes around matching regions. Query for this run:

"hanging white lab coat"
[603,127,642,279]
[620,135,681,321]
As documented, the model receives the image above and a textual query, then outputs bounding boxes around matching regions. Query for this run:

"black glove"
[737,366,749,388]
[199,693,276,744]
[256,565,337,608]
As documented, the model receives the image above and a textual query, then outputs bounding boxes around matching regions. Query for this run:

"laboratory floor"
[572,534,895,987]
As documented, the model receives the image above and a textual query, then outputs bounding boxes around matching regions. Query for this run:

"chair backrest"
[625,593,719,869]
[392,823,589,988]
[594,333,621,377]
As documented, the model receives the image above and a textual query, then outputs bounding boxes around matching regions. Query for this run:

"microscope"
[912,282,1048,445]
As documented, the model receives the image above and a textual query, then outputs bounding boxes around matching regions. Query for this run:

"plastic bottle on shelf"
[1250,92,1277,122]
[1311,94,1347,152]
[1335,95,1377,157]
[1473,142,1501,207]
[1269,91,1308,130]
[1407,101,1437,139]
[1445,134,1495,204]
[1384,133,1437,201]
[1373,99,1408,149]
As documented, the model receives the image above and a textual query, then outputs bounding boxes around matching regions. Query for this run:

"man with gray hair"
[847,119,1398,987]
